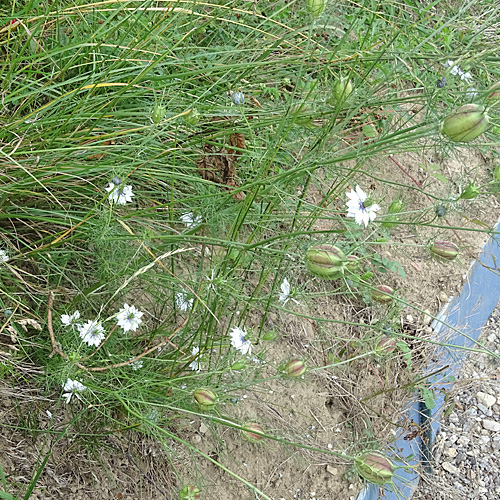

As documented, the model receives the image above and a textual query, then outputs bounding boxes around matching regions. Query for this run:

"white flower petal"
[175,292,193,311]
[116,303,144,333]
[355,185,367,201]
[345,186,379,228]
[229,327,252,355]
[77,320,105,347]
[62,378,86,404]
[61,310,81,326]
[0,249,9,263]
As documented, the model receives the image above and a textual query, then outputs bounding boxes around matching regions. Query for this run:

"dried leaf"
[228,133,246,157]
[197,144,245,200]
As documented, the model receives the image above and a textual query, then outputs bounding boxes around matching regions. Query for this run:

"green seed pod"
[430,241,459,262]
[152,104,166,124]
[291,104,314,127]
[382,199,404,228]
[374,337,398,356]
[333,78,353,103]
[242,422,265,442]
[355,451,395,485]
[231,359,246,371]
[346,254,360,271]
[283,358,307,378]
[459,182,480,200]
[179,485,201,500]
[494,165,500,182]
[184,108,200,126]
[487,82,500,108]
[305,244,347,279]
[306,0,327,18]
[371,285,395,304]
[441,104,489,143]
[193,388,217,407]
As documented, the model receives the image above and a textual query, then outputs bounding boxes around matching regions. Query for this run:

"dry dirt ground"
[1,146,499,500]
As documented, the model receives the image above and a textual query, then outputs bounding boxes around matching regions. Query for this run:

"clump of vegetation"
[1,0,499,498]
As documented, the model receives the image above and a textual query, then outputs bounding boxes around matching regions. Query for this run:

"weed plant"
[1,0,500,498]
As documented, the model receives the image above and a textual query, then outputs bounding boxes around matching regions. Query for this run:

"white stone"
[482,419,500,432]
[487,333,497,343]
[457,435,470,447]
[444,447,458,458]
[477,391,496,408]
[326,465,338,475]
[442,462,460,475]
[422,310,432,325]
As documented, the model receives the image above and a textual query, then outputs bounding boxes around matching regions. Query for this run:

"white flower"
[61,310,81,327]
[461,72,473,83]
[116,303,144,333]
[189,346,202,372]
[180,212,202,229]
[0,249,9,263]
[62,378,86,404]
[105,181,134,205]
[229,326,252,355]
[278,278,300,306]
[129,358,144,370]
[444,60,473,83]
[279,277,290,304]
[466,87,478,98]
[346,185,381,228]
[176,291,193,311]
[77,320,105,347]
[206,269,217,293]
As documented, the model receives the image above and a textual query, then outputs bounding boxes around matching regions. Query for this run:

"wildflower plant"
[2,0,500,498]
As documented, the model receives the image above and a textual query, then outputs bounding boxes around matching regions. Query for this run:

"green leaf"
[362,123,378,138]
[432,173,449,183]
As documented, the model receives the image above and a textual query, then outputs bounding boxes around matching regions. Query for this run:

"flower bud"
[355,451,395,485]
[371,285,395,304]
[487,82,500,108]
[179,485,201,500]
[152,104,166,124]
[231,91,245,105]
[184,108,200,126]
[459,182,480,200]
[430,241,459,262]
[375,337,397,356]
[333,78,353,103]
[435,204,447,218]
[441,104,489,142]
[242,422,265,442]
[283,359,307,378]
[382,199,404,228]
[494,165,500,182]
[305,244,347,279]
[306,0,327,18]
[193,388,217,407]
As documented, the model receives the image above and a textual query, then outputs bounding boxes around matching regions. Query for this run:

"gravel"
[414,308,500,500]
